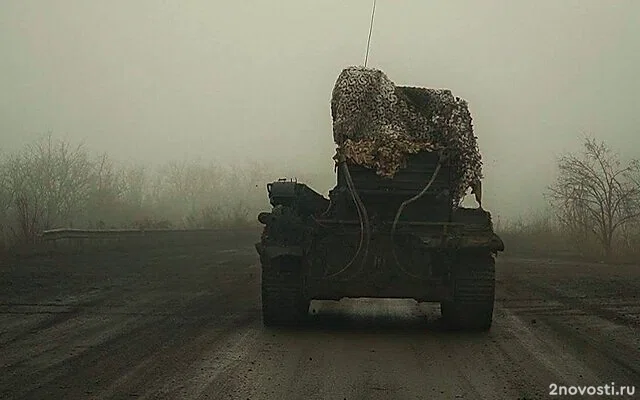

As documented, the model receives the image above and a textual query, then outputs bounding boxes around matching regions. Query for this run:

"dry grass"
[496,213,640,264]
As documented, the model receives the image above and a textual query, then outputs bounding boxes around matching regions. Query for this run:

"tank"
[255,67,504,331]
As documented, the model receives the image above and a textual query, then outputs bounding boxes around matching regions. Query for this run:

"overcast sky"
[1,0,639,220]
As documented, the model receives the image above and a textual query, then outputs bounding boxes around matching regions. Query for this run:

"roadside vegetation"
[0,134,330,252]
[1,134,638,263]
[497,137,640,263]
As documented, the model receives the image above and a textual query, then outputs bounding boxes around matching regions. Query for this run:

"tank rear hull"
[302,229,499,302]
[255,179,502,331]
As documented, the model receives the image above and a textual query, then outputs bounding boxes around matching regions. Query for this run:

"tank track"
[261,256,310,327]
[441,251,495,331]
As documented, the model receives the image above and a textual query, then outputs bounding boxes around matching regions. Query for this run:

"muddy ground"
[0,231,638,399]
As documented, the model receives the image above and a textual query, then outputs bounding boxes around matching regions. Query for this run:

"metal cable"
[364,0,377,67]
[322,161,370,279]
[390,158,443,280]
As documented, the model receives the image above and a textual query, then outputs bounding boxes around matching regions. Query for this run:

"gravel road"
[1,234,638,399]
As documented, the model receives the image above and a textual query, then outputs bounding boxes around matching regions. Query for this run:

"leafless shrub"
[85,153,125,227]
[0,158,13,248]
[496,210,574,258]
[3,135,94,242]
[545,137,640,261]
[184,205,224,228]
[150,159,223,223]
[0,135,351,250]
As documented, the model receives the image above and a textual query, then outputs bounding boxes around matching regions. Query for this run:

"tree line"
[499,137,640,262]
[0,135,329,248]
[1,134,638,262]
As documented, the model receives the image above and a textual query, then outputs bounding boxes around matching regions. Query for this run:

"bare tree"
[546,137,640,260]
[4,135,93,241]
[154,159,224,225]
[85,153,128,227]
[0,158,14,246]
[222,161,268,222]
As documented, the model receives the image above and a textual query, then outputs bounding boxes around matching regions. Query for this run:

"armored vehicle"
[255,67,504,331]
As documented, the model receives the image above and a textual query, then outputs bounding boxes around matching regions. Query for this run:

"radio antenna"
[364,0,377,67]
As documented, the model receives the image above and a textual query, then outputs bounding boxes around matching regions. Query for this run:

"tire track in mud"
[214,260,640,400]
[219,300,540,400]
[0,290,126,347]
[0,243,260,400]
[500,275,640,379]
[5,286,256,400]
[84,312,259,400]
[495,263,640,395]
[139,322,261,400]
[3,245,640,400]
[0,289,135,371]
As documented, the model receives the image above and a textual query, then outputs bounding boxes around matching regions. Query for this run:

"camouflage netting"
[330,66,483,204]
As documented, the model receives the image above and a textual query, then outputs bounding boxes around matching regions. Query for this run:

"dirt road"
[1,234,638,399]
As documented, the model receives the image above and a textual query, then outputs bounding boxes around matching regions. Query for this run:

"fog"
[1,0,639,220]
